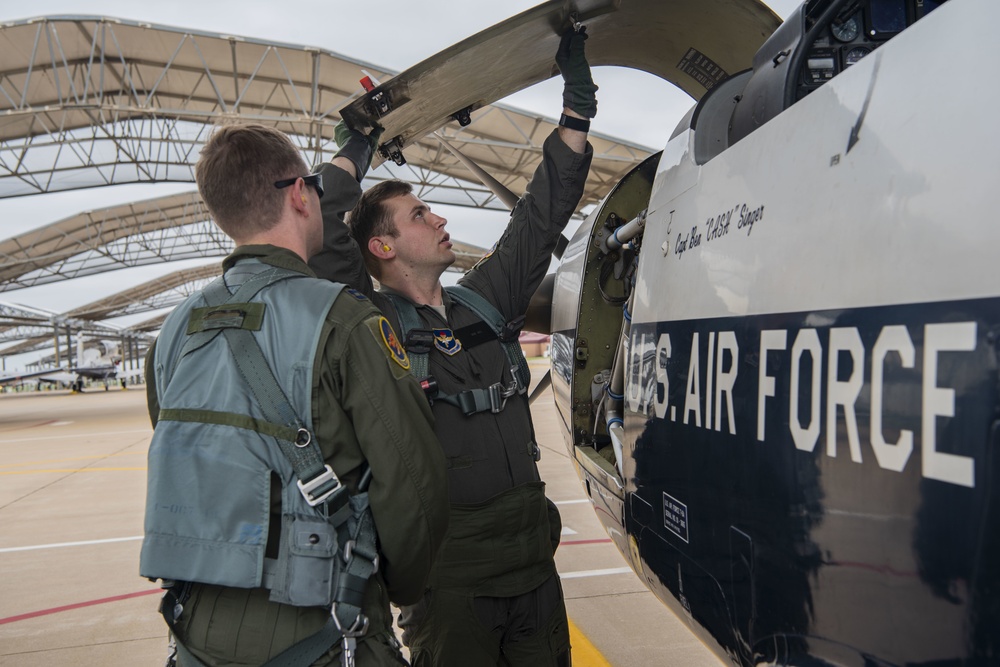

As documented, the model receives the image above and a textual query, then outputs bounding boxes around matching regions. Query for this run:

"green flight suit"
[145,245,449,666]
[311,129,593,666]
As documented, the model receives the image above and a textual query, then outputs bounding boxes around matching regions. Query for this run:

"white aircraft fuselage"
[551,0,999,663]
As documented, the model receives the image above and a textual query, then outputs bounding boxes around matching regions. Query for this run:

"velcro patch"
[471,242,498,271]
[378,317,410,370]
[346,288,368,301]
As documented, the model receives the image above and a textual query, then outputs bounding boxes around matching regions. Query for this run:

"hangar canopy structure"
[0,14,654,365]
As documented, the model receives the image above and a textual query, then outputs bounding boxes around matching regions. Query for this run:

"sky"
[0,0,800,367]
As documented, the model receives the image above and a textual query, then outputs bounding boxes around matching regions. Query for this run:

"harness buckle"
[332,604,370,635]
[404,329,434,355]
[488,380,520,413]
[342,539,380,573]
[499,315,525,342]
[510,364,528,395]
[332,606,369,667]
[297,465,342,507]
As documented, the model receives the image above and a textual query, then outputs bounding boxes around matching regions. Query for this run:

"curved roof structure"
[0,190,224,289]
[0,187,488,292]
[0,15,651,206]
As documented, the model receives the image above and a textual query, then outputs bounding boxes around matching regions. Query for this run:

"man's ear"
[368,237,394,259]
[290,180,310,215]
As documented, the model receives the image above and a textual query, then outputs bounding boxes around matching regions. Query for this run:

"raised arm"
[309,121,383,297]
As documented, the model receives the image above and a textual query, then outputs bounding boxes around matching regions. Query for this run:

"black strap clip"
[404,329,434,355]
[499,315,525,343]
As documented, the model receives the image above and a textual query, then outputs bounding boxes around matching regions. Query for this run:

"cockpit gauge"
[844,46,872,66]
[831,14,861,42]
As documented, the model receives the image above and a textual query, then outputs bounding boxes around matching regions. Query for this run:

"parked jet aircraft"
[0,366,67,388]
[343,0,997,664]
[65,339,122,390]
[1,339,123,391]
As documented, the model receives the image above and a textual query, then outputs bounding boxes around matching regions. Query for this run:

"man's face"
[384,193,456,274]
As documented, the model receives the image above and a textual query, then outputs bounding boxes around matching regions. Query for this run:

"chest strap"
[383,286,529,416]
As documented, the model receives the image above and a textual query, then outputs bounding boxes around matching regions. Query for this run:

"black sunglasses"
[274,173,324,198]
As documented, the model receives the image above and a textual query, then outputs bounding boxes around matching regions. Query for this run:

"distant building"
[519,331,550,358]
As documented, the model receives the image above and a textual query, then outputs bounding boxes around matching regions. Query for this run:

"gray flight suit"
[311,129,593,666]
[145,246,449,666]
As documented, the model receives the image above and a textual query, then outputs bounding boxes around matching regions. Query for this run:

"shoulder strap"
[445,285,530,394]
[382,292,432,380]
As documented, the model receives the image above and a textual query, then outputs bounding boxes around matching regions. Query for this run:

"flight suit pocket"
[270,516,338,607]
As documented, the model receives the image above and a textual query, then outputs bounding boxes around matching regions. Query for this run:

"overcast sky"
[0,0,800,366]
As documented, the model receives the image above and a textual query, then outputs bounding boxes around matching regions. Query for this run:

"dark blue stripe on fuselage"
[619,296,1000,662]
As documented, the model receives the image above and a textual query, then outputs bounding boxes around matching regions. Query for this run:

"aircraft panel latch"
[451,105,474,127]
[379,137,407,166]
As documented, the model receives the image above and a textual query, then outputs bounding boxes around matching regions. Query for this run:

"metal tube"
[604,294,635,475]
[604,209,647,251]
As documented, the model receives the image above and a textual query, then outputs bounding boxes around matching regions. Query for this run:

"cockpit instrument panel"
[799,0,946,96]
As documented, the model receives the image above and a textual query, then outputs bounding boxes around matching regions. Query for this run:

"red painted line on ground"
[0,588,160,625]
[562,538,613,546]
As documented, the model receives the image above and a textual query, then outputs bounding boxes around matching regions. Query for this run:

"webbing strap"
[158,408,300,443]
[383,288,529,415]
[446,285,529,394]
[332,494,379,636]
[261,617,342,667]
[385,292,430,381]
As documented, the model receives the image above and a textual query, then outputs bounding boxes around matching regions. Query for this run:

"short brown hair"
[347,179,413,278]
[196,124,307,241]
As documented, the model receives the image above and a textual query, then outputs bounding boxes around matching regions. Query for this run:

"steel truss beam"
[0,16,650,207]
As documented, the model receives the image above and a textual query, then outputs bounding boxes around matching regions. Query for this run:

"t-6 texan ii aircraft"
[342,0,998,663]
[0,339,121,391]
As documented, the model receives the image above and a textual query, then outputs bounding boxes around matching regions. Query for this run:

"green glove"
[333,120,385,182]
[556,27,598,119]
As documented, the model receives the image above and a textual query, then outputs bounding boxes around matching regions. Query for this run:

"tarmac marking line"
[0,451,145,470]
[0,428,151,444]
[0,588,160,625]
[0,536,143,553]
[0,466,146,474]
[568,617,613,667]
[560,567,633,579]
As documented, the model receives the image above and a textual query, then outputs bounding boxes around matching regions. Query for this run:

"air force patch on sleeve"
[379,317,410,370]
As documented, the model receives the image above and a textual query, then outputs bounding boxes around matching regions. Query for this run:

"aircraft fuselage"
[552,0,999,663]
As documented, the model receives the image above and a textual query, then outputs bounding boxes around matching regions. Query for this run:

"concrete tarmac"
[0,365,723,666]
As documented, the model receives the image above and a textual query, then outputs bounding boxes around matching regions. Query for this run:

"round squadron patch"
[379,317,410,370]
